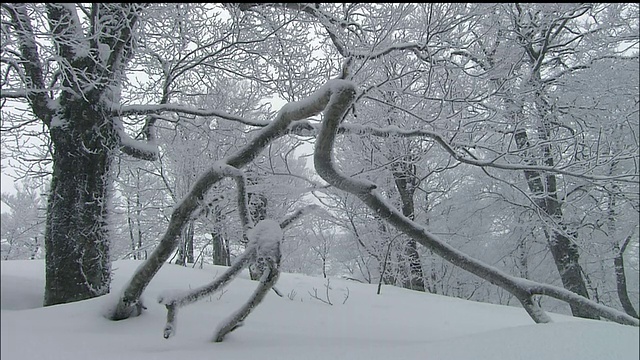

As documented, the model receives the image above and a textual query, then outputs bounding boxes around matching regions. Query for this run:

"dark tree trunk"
[175,221,194,266]
[6,3,145,308]
[515,128,596,319]
[186,223,195,264]
[211,230,229,266]
[614,234,639,318]
[44,98,116,306]
[392,160,425,292]
[209,205,229,266]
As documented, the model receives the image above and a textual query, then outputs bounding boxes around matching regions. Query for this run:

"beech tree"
[1,3,158,305]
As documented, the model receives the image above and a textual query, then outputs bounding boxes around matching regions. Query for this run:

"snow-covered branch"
[2,3,53,125]
[45,4,88,62]
[112,103,269,127]
[290,121,639,184]
[159,219,283,342]
[313,80,640,327]
[279,204,323,229]
[107,79,360,321]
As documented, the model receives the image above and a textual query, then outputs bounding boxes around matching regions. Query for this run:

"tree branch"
[106,79,359,321]
[313,80,639,327]
[3,3,53,125]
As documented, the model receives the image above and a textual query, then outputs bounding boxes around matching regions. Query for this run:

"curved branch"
[213,257,280,342]
[316,121,639,184]
[159,246,256,339]
[106,79,357,321]
[313,81,639,327]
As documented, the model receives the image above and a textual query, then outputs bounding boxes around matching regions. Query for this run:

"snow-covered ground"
[1,259,638,360]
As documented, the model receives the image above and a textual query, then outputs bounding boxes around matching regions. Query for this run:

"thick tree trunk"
[44,99,115,306]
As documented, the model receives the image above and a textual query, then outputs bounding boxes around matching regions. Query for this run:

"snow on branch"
[238,3,423,60]
[279,204,323,229]
[112,103,269,127]
[313,80,640,327]
[159,219,283,342]
[113,116,158,161]
[3,3,54,125]
[158,246,255,338]
[289,120,639,184]
[342,124,639,184]
[107,79,359,322]
[45,4,90,62]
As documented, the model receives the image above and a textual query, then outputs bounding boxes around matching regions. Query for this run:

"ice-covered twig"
[112,103,269,127]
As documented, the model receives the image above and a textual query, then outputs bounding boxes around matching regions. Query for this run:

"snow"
[247,219,283,259]
[1,259,638,360]
[97,42,111,64]
[115,121,159,156]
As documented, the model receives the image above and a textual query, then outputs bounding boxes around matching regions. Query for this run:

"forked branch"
[106,80,358,321]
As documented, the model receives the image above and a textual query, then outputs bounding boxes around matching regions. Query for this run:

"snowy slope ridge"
[1,259,638,360]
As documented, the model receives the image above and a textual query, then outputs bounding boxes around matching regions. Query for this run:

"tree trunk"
[248,192,267,280]
[614,233,639,318]
[515,128,596,319]
[211,230,228,266]
[44,99,116,306]
[186,221,194,264]
[210,206,229,266]
[175,221,194,266]
[392,160,426,292]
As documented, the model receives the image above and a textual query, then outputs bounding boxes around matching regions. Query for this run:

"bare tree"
[1,3,158,305]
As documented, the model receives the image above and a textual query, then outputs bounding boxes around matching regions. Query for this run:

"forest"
[1,2,638,337]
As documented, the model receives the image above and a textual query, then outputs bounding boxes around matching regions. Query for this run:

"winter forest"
[1,2,639,351]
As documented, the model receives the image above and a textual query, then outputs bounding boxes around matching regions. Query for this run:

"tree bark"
[44,99,116,306]
[175,221,194,266]
[248,192,268,280]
